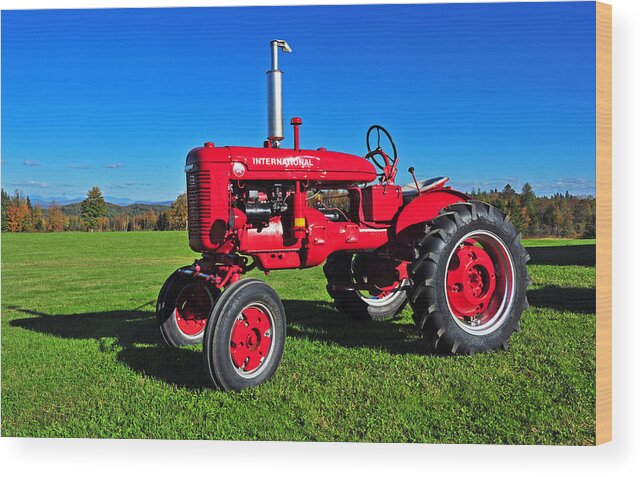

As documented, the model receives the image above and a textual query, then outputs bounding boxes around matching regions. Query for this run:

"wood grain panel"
[595,1,612,446]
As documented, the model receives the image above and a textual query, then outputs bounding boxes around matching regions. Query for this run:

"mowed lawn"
[1,232,596,444]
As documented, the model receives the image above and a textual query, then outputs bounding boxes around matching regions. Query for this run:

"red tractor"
[157,40,530,391]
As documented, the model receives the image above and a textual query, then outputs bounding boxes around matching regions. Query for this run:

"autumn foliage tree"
[168,193,188,230]
[46,203,65,232]
[5,190,33,232]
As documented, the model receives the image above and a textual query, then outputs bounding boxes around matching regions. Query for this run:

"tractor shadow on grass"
[282,300,429,355]
[527,287,596,314]
[8,306,211,389]
[525,244,595,267]
[8,300,432,389]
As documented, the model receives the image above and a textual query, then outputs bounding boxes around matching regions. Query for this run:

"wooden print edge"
[595,1,612,446]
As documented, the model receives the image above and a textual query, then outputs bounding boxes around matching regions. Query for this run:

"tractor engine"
[184,142,380,263]
[239,184,285,227]
[235,183,345,227]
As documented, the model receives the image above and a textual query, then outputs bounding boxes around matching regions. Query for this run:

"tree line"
[2,183,595,238]
[469,183,595,239]
[2,187,187,233]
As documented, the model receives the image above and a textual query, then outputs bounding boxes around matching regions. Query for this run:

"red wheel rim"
[447,240,497,318]
[175,282,213,336]
[445,231,515,334]
[229,304,273,374]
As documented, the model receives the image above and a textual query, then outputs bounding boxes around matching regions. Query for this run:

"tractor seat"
[401,176,449,202]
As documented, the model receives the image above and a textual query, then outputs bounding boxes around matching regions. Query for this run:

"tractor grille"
[186,171,211,239]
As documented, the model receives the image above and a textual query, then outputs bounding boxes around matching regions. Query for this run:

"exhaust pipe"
[267,39,292,144]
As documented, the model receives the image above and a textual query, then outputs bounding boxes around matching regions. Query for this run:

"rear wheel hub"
[447,241,497,318]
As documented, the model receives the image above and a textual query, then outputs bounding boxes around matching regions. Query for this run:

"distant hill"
[29,195,85,207]
[29,194,173,208]
[61,202,170,218]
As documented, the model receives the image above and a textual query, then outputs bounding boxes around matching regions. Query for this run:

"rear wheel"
[203,279,286,391]
[408,201,530,354]
[156,269,219,347]
[324,252,408,321]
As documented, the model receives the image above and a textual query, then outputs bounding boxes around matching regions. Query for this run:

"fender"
[394,189,470,244]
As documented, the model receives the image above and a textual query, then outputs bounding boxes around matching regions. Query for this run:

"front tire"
[156,269,219,347]
[408,201,530,355]
[203,279,286,391]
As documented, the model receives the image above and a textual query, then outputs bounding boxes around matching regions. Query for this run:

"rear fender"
[394,189,470,245]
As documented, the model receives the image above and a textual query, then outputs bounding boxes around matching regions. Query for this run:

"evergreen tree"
[520,183,539,236]
[80,186,107,231]
[506,197,524,233]
[501,184,516,201]
[520,183,536,207]
[33,205,46,231]
[156,211,170,231]
[1,189,10,231]
[21,199,35,232]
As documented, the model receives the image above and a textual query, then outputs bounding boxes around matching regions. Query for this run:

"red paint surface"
[446,241,497,319]
[175,282,212,336]
[229,306,272,372]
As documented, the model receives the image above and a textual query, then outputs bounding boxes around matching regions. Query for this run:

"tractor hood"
[186,144,378,184]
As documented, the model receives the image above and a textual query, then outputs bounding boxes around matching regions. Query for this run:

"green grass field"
[1,232,596,444]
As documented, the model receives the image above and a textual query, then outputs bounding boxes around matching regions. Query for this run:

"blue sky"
[2,2,596,202]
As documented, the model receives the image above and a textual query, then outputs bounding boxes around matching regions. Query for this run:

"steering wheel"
[366,125,398,172]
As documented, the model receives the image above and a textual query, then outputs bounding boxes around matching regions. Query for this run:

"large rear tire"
[407,201,530,354]
[203,279,286,391]
[156,269,219,347]
[324,252,408,321]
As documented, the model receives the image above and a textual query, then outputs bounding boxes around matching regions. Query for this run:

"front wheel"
[203,279,286,391]
[156,269,219,347]
[408,201,530,355]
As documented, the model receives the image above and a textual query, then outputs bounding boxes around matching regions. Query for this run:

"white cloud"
[106,181,137,190]
[10,180,50,189]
